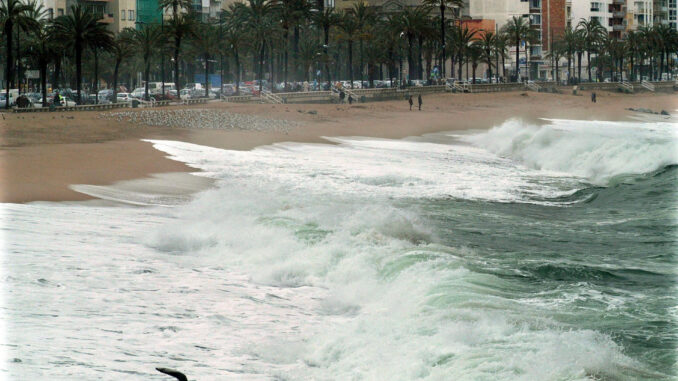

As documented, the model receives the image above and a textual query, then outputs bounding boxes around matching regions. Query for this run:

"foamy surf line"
[144,133,588,205]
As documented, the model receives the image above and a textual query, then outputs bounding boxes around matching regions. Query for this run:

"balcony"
[99,13,114,23]
[612,11,625,17]
[612,24,625,31]
[612,0,624,4]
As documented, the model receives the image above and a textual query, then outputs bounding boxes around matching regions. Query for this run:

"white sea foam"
[6,119,668,379]
[463,118,678,185]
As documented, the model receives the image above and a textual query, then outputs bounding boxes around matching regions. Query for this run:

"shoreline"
[1,91,675,204]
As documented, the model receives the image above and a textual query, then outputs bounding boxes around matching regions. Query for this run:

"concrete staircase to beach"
[260,90,283,104]
[640,80,655,92]
[525,81,541,92]
[618,81,634,93]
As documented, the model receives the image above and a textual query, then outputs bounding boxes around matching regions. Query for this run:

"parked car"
[131,87,146,99]
[116,92,132,102]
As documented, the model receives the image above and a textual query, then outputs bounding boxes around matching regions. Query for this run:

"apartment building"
[41,0,68,19]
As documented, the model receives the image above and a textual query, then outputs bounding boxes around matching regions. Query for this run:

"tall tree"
[53,4,113,104]
[422,0,463,78]
[1,0,35,108]
[111,29,135,103]
[338,11,360,89]
[131,23,162,100]
[478,30,496,82]
[190,22,220,97]
[503,15,531,82]
[577,18,606,82]
[312,6,339,87]
[240,0,277,93]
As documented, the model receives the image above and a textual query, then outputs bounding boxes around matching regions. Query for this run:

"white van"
[144,82,177,95]
[0,89,19,106]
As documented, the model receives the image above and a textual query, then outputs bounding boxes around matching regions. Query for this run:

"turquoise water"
[4,117,677,379]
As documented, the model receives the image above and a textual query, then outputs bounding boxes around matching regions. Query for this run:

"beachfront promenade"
[7,80,676,113]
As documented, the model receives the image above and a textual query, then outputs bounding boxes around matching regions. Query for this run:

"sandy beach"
[1,90,675,203]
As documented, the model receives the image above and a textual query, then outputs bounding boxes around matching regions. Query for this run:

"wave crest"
[464,119,678,186]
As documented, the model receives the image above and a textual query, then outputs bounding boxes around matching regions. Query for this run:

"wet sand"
[1,90,675,203]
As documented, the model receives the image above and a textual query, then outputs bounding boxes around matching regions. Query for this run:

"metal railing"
[260,90,283,104]
[11,102,131,113]
[618,81,634,92]
[640,80,655,92]
[526,80,541,92]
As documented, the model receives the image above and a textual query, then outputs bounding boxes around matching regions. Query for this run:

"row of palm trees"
[3,0,677,109]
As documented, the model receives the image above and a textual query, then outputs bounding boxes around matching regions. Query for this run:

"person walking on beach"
[408,95,413,111]
[591,92,597,103]
[54,90,61,107]
[348,94,353,105]
[417,94,422,111]
[339,90,345,104]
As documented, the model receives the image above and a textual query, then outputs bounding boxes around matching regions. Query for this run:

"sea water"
[2,117,677,380]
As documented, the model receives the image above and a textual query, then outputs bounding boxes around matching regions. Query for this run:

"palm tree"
[562,26,577,83]
[494,32,509,81]
[240,0,277,93]
[111,29,135,103]
[349,3,376,84]
[478,30,496,82]
[577,18,606,81]
[190,22,220,98]
[450,25,476,81]
[312,6,339,87]
[468,42,482,83]
[422,0,463,78]
[24,19,54,106]
[297,34,321,81]
[16,0,43,95]
[338,11,360,89]
[625,30,640,81]
[221,4,248,95]
[53,4,113,104]
[165,14,194,91]
[131,23,162,100]
[503,15,531,82]
[1,0,35,108]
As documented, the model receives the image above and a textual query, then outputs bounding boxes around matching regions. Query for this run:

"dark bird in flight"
[156,367,188,381]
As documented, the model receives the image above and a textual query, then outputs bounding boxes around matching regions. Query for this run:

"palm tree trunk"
[407,34,414,84]
[457,52,462,81]
[577,52,582,83]
[40,58,48,107]
[360,40,364,83]
[417,36,423,81]
[259,43,265,93]
[76,41,83,104]
[587,50,592,81]
[113,59,120,103]
[16,24,21,96]
[145,57,150,101]
[94,48,99,104]
[440,5,445,78]
[283,26,289,89]
[235,49,241,95]
[472,64,477,83]
[174,35,181,91]
[5,21,13,109]
[324,27,331,88]
[349,39,354,89]
[293,26,299,81]
[515,39,520,82]
[205,54,209,98]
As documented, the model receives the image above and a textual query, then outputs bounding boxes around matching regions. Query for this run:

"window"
[48,8,53,18]
[670,9,677,18]
[57,8,64,16]
[530,0,541,8]
[129,10,134,20]
[121,10,126,20]
[531,14,541,25]
[590,2,601,12]
[670,0,676,7]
